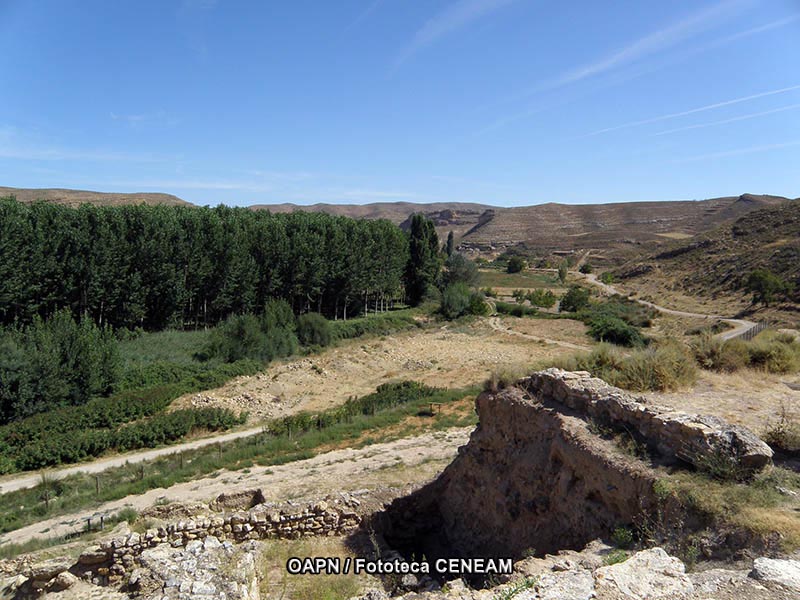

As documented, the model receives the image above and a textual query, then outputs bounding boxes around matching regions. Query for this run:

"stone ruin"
[2,369,793,600]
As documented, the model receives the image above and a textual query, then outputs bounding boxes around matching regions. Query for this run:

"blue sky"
[1,0,799,207]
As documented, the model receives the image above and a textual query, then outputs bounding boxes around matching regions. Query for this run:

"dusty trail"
[487,317,590,351]
[0,427,267,496]
[0,428,471,548]
[580,272,757,339]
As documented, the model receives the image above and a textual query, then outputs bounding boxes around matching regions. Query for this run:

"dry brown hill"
[0,186,192,207]
[615,199,800,320]
[253,194,792,253]
[459,194,791,250]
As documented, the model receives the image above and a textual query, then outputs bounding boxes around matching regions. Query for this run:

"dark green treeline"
[0,198,410,329]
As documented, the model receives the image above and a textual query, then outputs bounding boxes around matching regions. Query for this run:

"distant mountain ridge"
[2,187,794,252]
[0,186,192,207]
[255,194,795,251]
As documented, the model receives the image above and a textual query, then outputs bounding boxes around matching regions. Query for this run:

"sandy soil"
[171,318,583,422]
[646,370,800,434]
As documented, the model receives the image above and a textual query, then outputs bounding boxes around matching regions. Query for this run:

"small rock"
[25,557,72,582]
[48,571,79,591]
[750,557,800,592]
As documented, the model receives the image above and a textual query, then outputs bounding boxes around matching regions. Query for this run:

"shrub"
[586,315,644,347]
[440,283,472,320]
[512,289,527,303]
[560,286,590,312]
[296,313,333,347]
[481,287,498,298]
[748,336,800,373]
[507,256,526,273]
[203,314,268,362]
[468,292,490,316]
[330,313,418,340]
[763,404,800,453]
[527,289,556,308]
[483,367,526,393]
[495,302,537,317]
[691,333,749,373]
[579,263,593,274]
[442,253,479,287]
[556,341,697,392]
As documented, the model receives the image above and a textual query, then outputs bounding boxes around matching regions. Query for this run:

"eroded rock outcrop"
[524,369,773,473]
[377,369,773,563]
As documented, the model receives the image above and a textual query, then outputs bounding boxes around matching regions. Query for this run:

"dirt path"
[487,317,590,351]
[580,272,756,339]
[0,319,583,496]
[0,427,271,496]
[0,428,471,548]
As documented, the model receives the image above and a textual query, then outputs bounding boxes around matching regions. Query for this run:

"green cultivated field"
[478,269,559,289]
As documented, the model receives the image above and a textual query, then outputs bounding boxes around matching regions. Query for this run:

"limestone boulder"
[594,548,693,599]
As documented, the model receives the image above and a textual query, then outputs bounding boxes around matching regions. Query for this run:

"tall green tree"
[404,214,441,306]
[446,231,454,256]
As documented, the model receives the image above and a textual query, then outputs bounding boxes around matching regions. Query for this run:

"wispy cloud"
[395,0,519,67]
[654,102,800,136]
[674,140,800,162]
[539,0,746,91]
[701,13,800,48]
[344,0,386,33]
[584,84,800,137]
[0,126,171,162]
[110,110,178,126]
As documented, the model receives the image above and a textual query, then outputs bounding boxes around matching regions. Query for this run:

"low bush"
[586,315,644,347]
[691,333,749,373]
[440,283,487,319]
[690,331,800,374]
[555,341,697,392]
[267,381,440,437]
[507,256,526,273]
[495,301,538,317]
[560,286,591,312]
[748,335,800,374]
[330,312,418,340]
[527,289,556,308]
[296,313,333,347]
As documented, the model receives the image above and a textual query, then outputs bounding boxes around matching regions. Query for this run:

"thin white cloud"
[675,140,800,162]
[654,102,800,136]
[539,0,747,91]
[702,13,800,48]
[0,146,166,162]
[395,0,519,66]
[345,0,386,32]
[584,84,800,137]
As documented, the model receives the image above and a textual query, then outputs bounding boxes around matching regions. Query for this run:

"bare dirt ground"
[645,369,800,434]
[171,318,585,422]
[0,428,471,547]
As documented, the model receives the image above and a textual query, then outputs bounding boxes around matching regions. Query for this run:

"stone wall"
[523,369,772,472]
[376,369,774,562]
[76,497,361,586]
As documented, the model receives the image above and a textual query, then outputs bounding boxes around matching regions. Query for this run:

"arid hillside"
[615,199,800,319]
[254,193,793,252]
[0,186,192,207]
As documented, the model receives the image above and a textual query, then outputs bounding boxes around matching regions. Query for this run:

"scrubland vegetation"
[0,382,475,538]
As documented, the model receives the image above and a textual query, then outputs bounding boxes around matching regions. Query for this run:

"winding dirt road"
[580,272,757,340]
